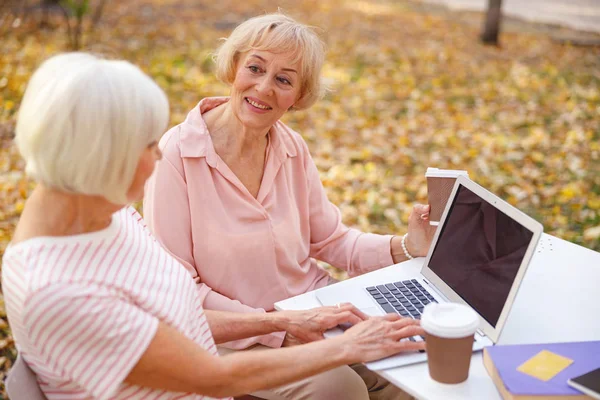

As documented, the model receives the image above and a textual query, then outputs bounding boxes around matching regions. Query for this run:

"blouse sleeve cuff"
[258,330,286,348]
[379,234,395,267]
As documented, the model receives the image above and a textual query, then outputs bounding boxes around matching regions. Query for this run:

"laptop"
[316,175,543,370]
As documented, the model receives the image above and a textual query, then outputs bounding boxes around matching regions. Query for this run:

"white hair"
[15,52,169,204]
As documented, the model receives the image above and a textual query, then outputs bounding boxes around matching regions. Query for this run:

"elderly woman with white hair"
[1,52,426,400]
[144,12,435,400]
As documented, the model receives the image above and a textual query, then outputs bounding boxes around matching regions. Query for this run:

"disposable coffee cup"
[425,168,469,226]
[421,303,479,384]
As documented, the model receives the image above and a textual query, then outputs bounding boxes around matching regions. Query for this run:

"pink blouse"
[144,97,393,349]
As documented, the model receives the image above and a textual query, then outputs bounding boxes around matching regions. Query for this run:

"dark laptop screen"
[427,184,534,327]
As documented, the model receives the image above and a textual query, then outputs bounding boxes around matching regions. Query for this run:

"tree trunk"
[40,0,61,28]
[481,0,503,45]
[58,3,74,49]
[91,0,107,27]
[74,11,83,50]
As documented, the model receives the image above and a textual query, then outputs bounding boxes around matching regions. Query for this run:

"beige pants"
[219,345,414,400]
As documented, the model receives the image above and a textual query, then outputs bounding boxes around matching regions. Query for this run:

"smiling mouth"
[245,97,272,110]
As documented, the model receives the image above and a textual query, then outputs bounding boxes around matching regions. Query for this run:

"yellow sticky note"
[517,350,574,382]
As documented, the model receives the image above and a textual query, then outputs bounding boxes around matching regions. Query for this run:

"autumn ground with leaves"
[0,0,599,393]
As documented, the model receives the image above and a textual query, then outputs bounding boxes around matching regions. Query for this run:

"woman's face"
[126,142,162,202]
[230,50,301,131]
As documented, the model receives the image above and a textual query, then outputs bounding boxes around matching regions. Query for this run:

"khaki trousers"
[219,345,414,400]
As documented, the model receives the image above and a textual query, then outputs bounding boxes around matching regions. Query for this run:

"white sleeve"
[23,283,159,400]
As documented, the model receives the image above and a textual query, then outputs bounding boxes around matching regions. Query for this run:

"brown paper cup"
[426,176,458,225]
[425,333,475,384]
[425,168,469,225]
[421,303,479,384]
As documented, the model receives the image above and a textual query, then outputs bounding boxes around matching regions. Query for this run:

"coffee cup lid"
[425,167,469,178]
[421,303,479,338]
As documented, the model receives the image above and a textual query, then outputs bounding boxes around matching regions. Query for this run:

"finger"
[339,303,369,321]
[389,325,425,341]
[391,317,421,329]
[381,313,402,322]
[335,311,364,326]
[381,335,426,354]
[411,204,430,223]
[395,340,427,353]
[413,204,430,215]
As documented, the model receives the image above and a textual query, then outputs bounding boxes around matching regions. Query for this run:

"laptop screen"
[427,184,534,327]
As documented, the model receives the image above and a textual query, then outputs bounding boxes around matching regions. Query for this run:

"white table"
[275,234,600,400]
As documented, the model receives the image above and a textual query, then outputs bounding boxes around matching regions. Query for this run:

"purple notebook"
[485,341,600,396]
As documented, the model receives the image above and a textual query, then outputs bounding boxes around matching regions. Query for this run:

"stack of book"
[483,341,600,400]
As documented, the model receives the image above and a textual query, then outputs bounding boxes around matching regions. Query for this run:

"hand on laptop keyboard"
[280,302,369,343]
[338,314,426,363]
[367,279,436,350]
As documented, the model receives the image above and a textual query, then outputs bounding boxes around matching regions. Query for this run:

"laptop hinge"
[422,279,488,339]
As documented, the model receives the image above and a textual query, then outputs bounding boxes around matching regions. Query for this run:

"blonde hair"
[15,52,169,204]
[215,12,326,110]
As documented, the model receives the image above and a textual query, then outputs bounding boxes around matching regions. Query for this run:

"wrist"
[391,235,409,263]
[331,335,359,364]
[270,310,293,332]
[401,233,415,259]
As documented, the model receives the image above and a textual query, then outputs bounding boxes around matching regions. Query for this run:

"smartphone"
[567,367,600,400]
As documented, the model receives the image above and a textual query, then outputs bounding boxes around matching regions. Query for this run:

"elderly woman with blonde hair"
[144,12,435,400]
[1,52,425,400]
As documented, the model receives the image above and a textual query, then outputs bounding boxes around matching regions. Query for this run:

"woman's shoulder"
[3,208,138,282]
[2,230,114,310]
[158,123,184,156]
[123,206,156,237]
[6,208,123,255]
[159,99,220,161]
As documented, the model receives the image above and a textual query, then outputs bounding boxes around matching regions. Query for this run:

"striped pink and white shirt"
[2,207,230,400]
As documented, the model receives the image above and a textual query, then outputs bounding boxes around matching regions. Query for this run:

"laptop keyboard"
[366,279,437,342]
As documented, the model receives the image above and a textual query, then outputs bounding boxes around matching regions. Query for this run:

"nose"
[256,76,274,96]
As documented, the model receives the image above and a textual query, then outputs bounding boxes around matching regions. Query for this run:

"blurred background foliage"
[0,0,599,394]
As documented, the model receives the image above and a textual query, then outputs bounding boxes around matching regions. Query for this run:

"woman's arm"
[28,282,422,398]
[205,304,367,344]
[300,138,433,274]
[125,315,424,398]
[301,139,393,275]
